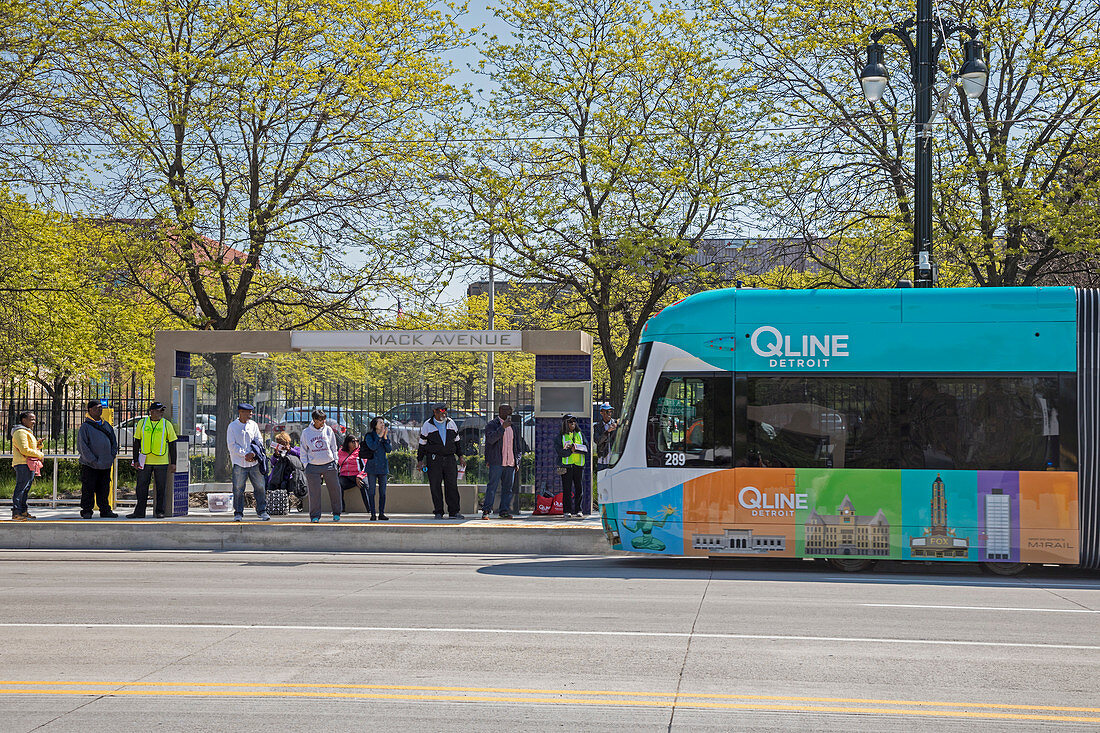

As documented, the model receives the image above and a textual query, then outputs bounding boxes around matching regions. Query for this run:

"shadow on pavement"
[477,555,1100,587]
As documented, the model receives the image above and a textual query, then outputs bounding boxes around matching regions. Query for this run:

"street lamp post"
[858,2,989,287]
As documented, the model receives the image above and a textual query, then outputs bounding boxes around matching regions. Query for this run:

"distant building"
[909,473,970,558]
[804,495,890,556]
[692,528,786,554]
[691,237,818,282]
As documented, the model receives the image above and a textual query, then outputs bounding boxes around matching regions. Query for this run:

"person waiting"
[557,414,588,518]
[128,401,177,519]
[301,409,342,522]
[483,404,521,519]
[360,417,392,521]
[416,403,465,519]
[337,435,365,514]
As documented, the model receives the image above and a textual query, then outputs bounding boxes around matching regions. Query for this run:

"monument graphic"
[909,473,970,558]
[804,495,890,556]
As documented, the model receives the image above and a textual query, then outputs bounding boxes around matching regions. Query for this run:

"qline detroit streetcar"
[598,286,1100,574]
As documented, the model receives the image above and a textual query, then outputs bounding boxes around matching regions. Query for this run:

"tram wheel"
[980,562,1028,576]
[828,558,875,572]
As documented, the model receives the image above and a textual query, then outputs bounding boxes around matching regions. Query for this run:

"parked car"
[377,402,485,455]
[195,414,217,446]
[274,406,350,445]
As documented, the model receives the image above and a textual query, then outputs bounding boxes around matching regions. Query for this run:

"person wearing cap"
[416,403,465,519]
[226,402,270,522]
[593,402,617,472]
[77,400,120,519]
[128,401,177,519]
[482,404,520,519]
[557,414,589,518]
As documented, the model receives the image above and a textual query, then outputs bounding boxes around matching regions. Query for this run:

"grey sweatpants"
[305,466,342,519]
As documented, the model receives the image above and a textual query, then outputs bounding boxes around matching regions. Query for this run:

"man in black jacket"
[416,403,466,518]
[77,400,121,519]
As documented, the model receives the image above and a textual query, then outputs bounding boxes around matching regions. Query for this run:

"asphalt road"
[0,551,1097,731]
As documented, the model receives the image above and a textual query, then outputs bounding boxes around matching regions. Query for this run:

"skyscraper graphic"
[984,488,1012,560]
[909,473,969,558]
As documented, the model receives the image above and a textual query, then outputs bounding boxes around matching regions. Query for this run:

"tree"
[723,0,1100,287]
[65,0,468,477]
[432,0,754,409]
[0,195,164,436]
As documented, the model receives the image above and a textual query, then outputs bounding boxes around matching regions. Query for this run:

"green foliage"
[724,0,1100,287]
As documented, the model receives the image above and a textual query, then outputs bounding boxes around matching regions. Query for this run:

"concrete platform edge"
[0,524,620,555]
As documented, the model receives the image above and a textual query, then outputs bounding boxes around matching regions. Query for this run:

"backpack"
[359,434,375,461]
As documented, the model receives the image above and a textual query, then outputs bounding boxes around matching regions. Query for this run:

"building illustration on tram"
[597,286,1100,573]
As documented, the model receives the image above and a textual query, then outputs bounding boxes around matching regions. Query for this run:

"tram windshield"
[607,343,650,467]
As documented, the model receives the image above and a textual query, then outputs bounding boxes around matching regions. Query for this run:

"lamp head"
[958,39,989,99]
[859,42,889,103]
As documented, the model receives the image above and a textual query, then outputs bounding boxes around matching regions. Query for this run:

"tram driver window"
[646,373,732,468]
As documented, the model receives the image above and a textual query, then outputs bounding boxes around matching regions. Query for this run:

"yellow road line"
[0,688,1097,722]
[2,677,1100,713]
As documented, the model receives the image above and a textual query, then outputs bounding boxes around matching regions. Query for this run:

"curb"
[0,522,618,555]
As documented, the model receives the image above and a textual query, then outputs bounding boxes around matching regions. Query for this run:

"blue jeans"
[232,464,267,516]
[12,464,33,516]
[483,464,515,515]
[363,473,387,516]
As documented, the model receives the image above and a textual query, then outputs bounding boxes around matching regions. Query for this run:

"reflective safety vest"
[561,431,586,467]
[139,418,170,457]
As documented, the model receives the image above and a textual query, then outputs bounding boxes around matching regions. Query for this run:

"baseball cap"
[149,401,166,410]
[598,402,613,411]
[237,402,255,411]
[433,403,448,411]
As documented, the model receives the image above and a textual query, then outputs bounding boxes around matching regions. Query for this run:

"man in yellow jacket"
[11,411,44,520]
[127,401,178,519]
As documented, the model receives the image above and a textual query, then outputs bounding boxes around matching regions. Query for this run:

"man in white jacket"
[226,403,269,522]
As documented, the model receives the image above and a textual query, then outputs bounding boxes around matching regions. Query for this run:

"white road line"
[864,603,1098,614]
[0,623,1096,650]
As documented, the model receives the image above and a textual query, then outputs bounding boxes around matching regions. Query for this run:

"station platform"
[0,508,615,556]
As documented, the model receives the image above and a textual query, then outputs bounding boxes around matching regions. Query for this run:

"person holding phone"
[360,417,392,520]
[483,404,521,519]
[557,414,588,518]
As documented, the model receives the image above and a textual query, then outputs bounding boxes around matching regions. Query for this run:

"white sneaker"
[259,513,271,521]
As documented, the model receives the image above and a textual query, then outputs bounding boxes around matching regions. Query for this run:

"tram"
[597,287,1100,574]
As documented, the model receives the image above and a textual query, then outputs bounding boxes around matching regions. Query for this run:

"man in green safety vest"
[127,401,178,519]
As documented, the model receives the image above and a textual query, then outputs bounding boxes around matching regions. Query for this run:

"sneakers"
[80,511,94,519]
[101,512,121,519]
[21,512,36,520]
[233,514,243,522]
[310,516,320,523]
[572,513,583,518]
[370,514,377,521]
[378,514,389,521]
[434,513,445,520]
[332,514,341,522]
[482,512,490,520]
[449,513,464,519]
[499,512,514,520]
[126,513,144,519]
[259,513,271,521]
[11,514,30,521]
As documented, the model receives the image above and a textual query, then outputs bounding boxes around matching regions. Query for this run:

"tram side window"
[741,376,897,469]
[646,373,732,468]
[900,376,1075,471]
